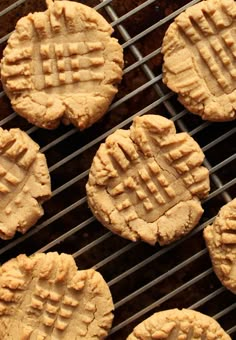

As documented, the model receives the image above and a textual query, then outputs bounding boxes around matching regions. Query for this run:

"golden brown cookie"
[0,0,123,130]
[127,308,231,339]
[162,0,236,121]
[0,127,51,240]
[204,199,236,294]
[0,252,114,339]
[86,114,210,245]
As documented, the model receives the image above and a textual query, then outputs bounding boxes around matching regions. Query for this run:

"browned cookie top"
[204,198,236,294]
[86,114,210,245]
[1,0,123,129]
[0,127,51,240]
[127,308,231,339]
[162,0,236,121]
[0,252,114,339]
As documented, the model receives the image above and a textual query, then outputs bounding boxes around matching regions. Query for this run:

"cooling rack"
[0,0,235,339]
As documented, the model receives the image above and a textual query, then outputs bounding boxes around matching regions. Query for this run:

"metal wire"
[0,0,26,16]
[188,287,226,310]
[228,325,236,335]
[0,112,17,126]
[213,303,236,320]
[114,248,208,308]
[49,124,235,201]
[48,92,174,173]
[109,268,213,335]
[110,0,156,27]
[121,0,201,49]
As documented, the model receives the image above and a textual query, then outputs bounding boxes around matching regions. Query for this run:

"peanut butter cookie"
[162,0,236,121]
[127,309,231,339]
[0,127,51,240]
[0,0,123,129]
[86,114,210,245]
[0,252,114,339]
[204,199,236,294]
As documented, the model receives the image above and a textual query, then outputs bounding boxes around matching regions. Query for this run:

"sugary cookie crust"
[86,114,210,245]
[127,308,231,339]
[1,0,123,129]
[204,198,236,294]
[162,0,236,121]
[0,127,51,240]
[0,252,114,339]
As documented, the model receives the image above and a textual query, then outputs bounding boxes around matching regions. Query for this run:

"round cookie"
[162,0,236,121]
[0,0,123,130]
[127,308,231,339]
[0,252,114,339]
[86,114,210,245]
[204,199,236,294]
[0,127,51,240]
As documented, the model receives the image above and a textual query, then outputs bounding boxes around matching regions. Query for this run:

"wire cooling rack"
[0,0,235,338]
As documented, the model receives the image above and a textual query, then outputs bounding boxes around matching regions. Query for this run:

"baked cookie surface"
[127,308,231,339]
[0,252,114,339]
[0,127,51,240]
[162,0,236,121]
[86,114,210,245]
[0,0,123,129]
[204,198,236,294]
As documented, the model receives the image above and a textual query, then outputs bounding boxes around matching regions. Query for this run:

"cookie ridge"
[86,114,210,245]
[204,198,236,294]
[0,127,51,240]
[0,252,114,339]
[162,0,236,121]
[127,308,231,339]
[1,0,124,129]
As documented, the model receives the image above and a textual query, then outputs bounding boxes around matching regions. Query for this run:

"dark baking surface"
[0,0,235,339]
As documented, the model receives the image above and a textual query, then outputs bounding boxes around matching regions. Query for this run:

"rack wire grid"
[0,0,235,338]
